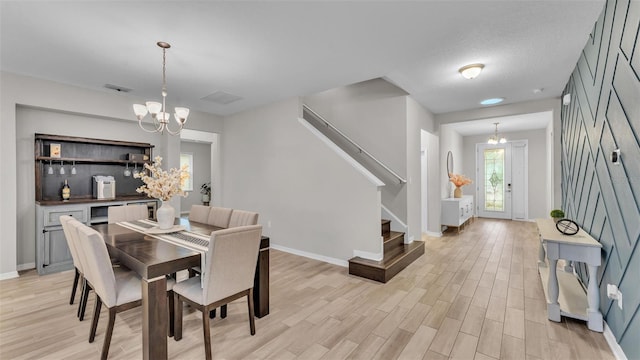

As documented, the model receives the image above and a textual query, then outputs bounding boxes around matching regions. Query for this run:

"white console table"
[535,218,603,332]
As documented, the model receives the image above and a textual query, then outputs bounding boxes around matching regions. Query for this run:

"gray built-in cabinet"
[34,134,157,275]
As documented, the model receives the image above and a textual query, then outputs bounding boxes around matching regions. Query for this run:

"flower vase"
[454,186,463,198]
[156,202,175,229]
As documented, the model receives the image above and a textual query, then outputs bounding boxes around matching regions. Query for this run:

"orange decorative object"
[448,173,473,187]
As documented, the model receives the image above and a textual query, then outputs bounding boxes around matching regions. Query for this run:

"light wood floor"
[0,219,615,359]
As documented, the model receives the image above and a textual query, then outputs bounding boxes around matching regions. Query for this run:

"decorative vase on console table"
[449,173,472,199]
[134,156,190,230]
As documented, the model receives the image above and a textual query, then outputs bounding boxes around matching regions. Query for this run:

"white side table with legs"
[535,218,603,332]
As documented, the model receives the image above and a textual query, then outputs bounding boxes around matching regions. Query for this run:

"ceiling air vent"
[201,91,243,105]
[104,84,132,93]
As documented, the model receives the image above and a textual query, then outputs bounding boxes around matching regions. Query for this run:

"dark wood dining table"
[92,218,270,360]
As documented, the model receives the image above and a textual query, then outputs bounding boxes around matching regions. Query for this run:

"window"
[180,153,193,191]
[484,148,504,211]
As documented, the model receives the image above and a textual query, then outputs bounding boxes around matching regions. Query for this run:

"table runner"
[118,219,209,287]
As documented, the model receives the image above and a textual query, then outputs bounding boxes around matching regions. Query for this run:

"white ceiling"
[1,1,604,120]
[442,111,552,136]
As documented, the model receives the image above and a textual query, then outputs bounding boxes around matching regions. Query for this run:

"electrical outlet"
[607,284,623,310]
[267,220,272,228]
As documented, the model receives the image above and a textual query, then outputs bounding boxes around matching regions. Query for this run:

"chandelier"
[133,42,189,135]
[488,122,506,144]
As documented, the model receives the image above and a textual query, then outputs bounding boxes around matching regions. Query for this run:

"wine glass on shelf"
[59,161,65,175]
[71,161,77,175]
[124,163,131,177]
[47,160,53,175]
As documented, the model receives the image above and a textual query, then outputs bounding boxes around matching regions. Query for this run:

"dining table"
[92,218,270,360]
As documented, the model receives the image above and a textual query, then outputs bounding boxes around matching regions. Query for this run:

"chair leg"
[168,290,174,337]
[70,268,80,305]
[174,292,182,341]
[77,279,86,318]
[79,281,91,321]
[221,304,227,318]
[247,289,256,335]
[101,308,116,360]
[202,307,212,360]
[89,294,102,343]
[209,308,216,319]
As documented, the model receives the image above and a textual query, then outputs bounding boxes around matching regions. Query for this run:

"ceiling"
[442,111,552,136]
[1,1,604,121]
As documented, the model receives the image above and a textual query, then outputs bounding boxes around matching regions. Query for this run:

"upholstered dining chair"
[206,206,233,228]
[59,215,84,309]
[173,225,262,360]
[228,210,259,228]
[73,222,175,359]
[188,204,211,224]
[107,204,148,224]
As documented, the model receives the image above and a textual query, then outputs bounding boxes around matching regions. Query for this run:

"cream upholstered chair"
[173,225,262,360]
[60,215,84,309]
[228,210,259,228]
[73,222,175,359]
[188,205,211,224]
[206,207,233,228]
[107,204,148,224]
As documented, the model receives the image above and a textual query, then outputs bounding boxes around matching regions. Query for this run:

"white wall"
[0,71,223,277]
[439,125,464,199]
[462,129,548,220]
[303,79,409,223]
[406,97,439,238]
[222,97,382,263]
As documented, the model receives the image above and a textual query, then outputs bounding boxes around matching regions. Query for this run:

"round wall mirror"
[446,151,454,176]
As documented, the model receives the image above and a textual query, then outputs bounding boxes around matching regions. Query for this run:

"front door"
[476,141,527,220]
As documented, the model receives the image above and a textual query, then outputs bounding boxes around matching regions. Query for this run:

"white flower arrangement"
[134,156,190,201]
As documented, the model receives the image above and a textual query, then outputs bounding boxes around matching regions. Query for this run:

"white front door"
[476,141,527,220]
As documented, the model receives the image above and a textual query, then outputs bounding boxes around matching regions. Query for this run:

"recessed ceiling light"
[480,97,504,105]
[458,63,485,79]
[533,88,544,94]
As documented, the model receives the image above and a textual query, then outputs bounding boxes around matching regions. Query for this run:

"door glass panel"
[484,148,505,211]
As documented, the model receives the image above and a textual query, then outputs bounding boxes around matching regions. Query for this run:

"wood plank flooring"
[0,219,616,359]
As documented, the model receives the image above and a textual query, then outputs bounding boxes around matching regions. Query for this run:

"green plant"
[550,209,565,218]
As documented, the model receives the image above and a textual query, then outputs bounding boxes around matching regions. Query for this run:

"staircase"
[348,219,425,283]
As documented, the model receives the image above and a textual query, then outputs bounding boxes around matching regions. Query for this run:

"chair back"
[108,204,148,224]
[206,207,233,228]
[60,215,82,271]
[75,224,118,307]
[203,225,262,304]
[188,205,211,223]
[228,210,259,228]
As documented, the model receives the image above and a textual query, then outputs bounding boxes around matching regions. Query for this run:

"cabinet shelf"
[36,156,150,165]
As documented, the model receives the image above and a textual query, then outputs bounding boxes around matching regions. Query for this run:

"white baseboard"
[424,231,443,237]
[270,244,348,268]
[17,262,35,271]
[353,249,383,261]
[604,321,628,360]
[0,271,19,281]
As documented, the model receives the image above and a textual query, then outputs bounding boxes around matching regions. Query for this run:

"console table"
[535,218,603,332]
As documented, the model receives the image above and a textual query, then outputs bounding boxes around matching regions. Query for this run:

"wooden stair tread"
[350,241,424,269]
[383,231,404,243]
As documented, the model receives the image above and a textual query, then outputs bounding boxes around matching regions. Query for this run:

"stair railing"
[303,104,407,185]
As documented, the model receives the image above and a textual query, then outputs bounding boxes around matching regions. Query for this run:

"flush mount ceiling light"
[133,42,189,135]
[488,122,507,145]
[480,97,504,105]
[458,63,485,79]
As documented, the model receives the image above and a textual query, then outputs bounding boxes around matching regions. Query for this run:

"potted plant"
[550,209,565,222]
[200,182,212,203]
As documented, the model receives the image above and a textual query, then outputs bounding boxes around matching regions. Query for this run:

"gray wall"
[222,97,382,263]
[561,0,639,357]
[462,129,548,220]
[180,141,211,213]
